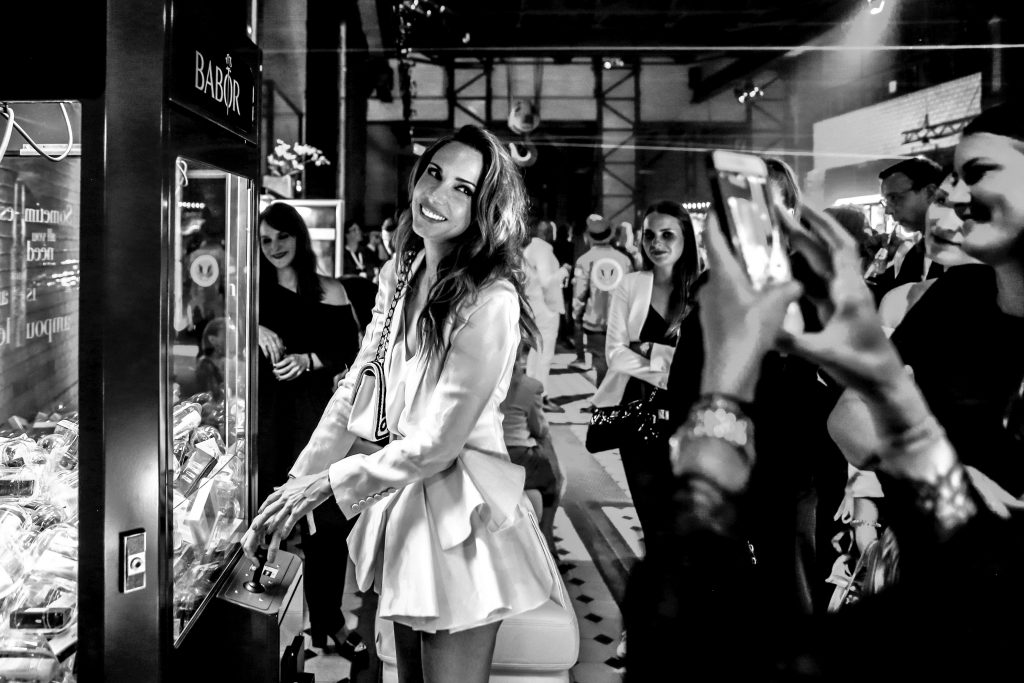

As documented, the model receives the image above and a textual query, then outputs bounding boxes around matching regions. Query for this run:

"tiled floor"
[300,348,641,682]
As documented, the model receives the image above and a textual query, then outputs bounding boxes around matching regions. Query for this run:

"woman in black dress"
[257,202,362,655]
[594,201,699,555]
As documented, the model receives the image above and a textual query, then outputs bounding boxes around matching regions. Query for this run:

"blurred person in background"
[256,202,362,657]
[866,157,946,301]
[501,343,563,553]
[342,219,379,279]
[613,220,643,269]
[824,205,876,273]
[877,172,981,331]
[380,212,400,262]
[571,213,635,391]
[828,170,983,611]
[524,218,570,412]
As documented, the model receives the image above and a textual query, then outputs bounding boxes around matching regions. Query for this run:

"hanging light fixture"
[866,0,886,15]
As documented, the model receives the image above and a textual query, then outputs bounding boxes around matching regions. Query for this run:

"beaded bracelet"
[849,518,881,529]
[671,393,756,471]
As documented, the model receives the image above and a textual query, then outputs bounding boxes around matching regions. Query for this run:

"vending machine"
[1,2,304,681]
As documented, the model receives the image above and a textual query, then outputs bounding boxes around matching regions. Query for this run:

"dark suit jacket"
[866,239,943,304]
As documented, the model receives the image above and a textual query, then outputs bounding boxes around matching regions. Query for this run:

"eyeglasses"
[880,188,914,208]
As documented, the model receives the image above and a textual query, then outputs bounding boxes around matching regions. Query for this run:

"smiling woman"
[243,125,560,683]
[831,101,1024,500]
[254,202,361,656]
[591,200,699,578]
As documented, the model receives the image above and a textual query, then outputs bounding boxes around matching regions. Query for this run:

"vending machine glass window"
[0,100,81,681]
[169,158,252,644]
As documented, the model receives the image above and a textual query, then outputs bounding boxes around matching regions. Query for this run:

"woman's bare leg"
[420,621,501,683]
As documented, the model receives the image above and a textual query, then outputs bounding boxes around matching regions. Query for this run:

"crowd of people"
[241,97,1023,681]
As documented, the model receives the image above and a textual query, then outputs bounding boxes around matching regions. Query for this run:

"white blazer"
[591,270,675,407]
[289,251,557,632]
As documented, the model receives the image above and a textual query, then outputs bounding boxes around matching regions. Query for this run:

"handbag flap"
[349,359,389,442]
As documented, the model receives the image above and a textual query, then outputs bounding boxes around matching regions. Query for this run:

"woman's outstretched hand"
[773,204,907,399]
[241,472,333,564]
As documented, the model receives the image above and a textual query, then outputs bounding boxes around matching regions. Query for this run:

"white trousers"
[527,308,560,394]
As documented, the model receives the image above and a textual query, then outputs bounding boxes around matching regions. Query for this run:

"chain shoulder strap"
[373,250,417,363]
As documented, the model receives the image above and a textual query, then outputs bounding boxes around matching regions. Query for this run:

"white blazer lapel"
[387,250,426,369]
[627,271,654,341]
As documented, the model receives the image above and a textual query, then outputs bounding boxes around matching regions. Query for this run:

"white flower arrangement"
[267,139,331,177]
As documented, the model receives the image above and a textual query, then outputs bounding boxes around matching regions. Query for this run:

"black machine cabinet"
[2,2,283,681]
[176,550,308,683]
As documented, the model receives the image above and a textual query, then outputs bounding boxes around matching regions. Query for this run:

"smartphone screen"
[708,150,803,333]
[708,151,792,290]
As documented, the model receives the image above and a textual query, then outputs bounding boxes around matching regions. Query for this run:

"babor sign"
[193,51,242,117]
[169,9,259,144]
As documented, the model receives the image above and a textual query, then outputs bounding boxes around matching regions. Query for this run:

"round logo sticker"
[590,257,625,292]
[189,254,220,288]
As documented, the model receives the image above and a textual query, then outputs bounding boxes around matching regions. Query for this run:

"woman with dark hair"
[595,200,699,662]
[830,101,1024,499]
[244,125,562,682]
[594,200,699,552]
[256,201,361,655]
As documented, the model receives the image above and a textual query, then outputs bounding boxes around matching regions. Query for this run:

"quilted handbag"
[585,388,669,454]
[348,250,416,443]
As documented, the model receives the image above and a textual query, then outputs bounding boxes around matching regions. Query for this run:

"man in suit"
[866,157,945,301]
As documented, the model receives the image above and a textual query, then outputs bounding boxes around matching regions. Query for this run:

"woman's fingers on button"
[266,534,282,564]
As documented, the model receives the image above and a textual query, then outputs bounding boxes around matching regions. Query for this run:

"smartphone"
[707,150,804,333]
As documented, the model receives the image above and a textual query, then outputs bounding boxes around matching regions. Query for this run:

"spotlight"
[866,0,886,15]
[462,32,471,44]
[734,82,765,104]
[601,57,626,70]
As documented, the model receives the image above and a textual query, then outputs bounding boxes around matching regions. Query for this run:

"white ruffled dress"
[293,255,562,634]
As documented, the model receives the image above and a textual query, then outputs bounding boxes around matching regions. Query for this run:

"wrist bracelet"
[904,461,976,537]
[849,518,881,529]
[671,394,756,473]
[698,392,755,421]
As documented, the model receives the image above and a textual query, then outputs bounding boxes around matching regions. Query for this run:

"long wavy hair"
[393,125,539,358]
[640,200,699,336]
[258,202,324,302]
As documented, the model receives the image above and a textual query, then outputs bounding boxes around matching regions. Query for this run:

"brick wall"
[812,73,983,173]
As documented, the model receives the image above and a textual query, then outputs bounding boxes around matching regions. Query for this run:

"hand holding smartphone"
[706,150,804,334]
